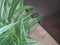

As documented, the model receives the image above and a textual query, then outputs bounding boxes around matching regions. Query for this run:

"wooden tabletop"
[28,24,59,45]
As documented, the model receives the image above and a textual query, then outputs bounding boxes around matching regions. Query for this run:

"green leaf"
[19,15,27,45]
[20,0,23,7]
[22,41,39,45]
[23,10,36,20]
[16,6,33,13]
[0,32,11,45]
[0,22,18,34]
[0,22,4,27]
[24,16,42,33]
[3,0,10,21]
[8,0,19,22]
[0,0,5,18]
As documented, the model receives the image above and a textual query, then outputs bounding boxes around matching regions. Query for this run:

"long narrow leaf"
[0,0,5,18]
[0,22,18,34]
[16,6,33,13]
[8,0,19,22]
[20,0,23,7]
[19,15,27,45]
[24,16,42,33]
[23,10,36,20]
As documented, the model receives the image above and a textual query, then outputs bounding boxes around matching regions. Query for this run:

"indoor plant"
[0,0,42,45]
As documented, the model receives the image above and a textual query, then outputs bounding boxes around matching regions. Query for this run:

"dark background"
[24,0,60,44]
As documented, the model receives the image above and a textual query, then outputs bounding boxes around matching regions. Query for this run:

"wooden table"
[29,24,59,45]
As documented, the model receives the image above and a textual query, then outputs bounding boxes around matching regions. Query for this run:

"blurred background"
[24,0,60,44]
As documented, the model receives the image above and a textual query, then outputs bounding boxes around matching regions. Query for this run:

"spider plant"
[0,0,42,45]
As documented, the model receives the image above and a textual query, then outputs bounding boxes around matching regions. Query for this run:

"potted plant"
[0,0,42,45]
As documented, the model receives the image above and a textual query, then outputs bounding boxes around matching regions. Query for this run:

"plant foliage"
[0,0,42,45]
